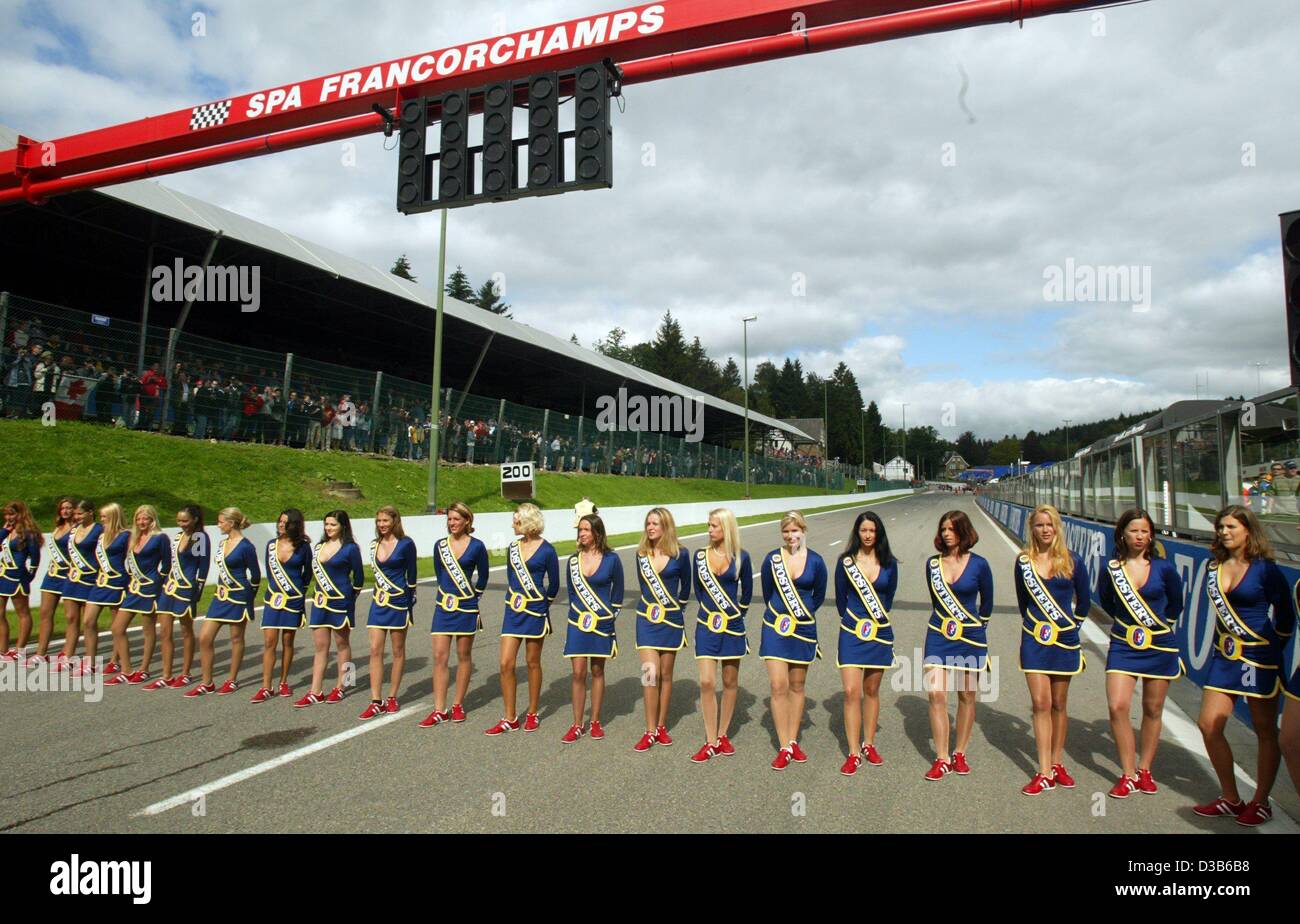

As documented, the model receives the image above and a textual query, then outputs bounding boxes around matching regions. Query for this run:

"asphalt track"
[3,493,1297,834]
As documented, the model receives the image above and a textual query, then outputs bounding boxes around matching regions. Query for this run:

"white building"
[883,456,914,481]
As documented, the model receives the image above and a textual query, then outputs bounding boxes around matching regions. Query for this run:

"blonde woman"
[106,505,170,685]
[56,501,104,675]
[632,507,692,752]
[252,509,311,703]
[79,503,128,677]
[144,505,209,689]
[487,503,559,735]
[420,502,489,727]
[186,508,260,697]
[690,508,752,763]
[26,498,74,666]
[1013,504,1092,796]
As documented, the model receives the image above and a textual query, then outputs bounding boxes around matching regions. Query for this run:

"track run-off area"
[3,493,1296,834]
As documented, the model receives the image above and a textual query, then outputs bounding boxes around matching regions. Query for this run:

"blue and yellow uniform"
[1202,557,1295,699]
[205,536,260,624]
[431,536,489,635]
[1287,581,1300,702]
[368,536,418,630]
[39,529,73,598]
[692,548,752,661]
[1014,552,1091,676]
[0,527,40,598]
[1098,557,1185,680]
[120,533,171,616]
[158,532,210,619]
[62,524,103,604]
[564,551,623,659]
[924,553,994,672]
[835,556,898,670]
[87,530,129,608]
[263,539,312,630]
[759,549,828,665]
[635,547,691,652]
[501,539,559,639]
[307,542,364,630]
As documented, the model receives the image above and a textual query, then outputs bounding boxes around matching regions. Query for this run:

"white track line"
[135,497,899,816]
[975,501,1299,833]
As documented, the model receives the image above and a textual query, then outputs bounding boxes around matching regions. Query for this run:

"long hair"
[52,496,76,531]
[129,505,162,547]
[3,500,43,549]
[279,508,307,547]
[1022,504,1073,579]
[934,510,978,554]
[74,499,95,529]
[578,514,610,555]
[708,507,741,560]
[638,506,680,558]
[321,509,355,546]
[99,503,125,545]
[218,507,251,530]
[1114,508,1157,562]
[375,505,406,541]
[1211,504,1272,563]
[842,510,895,568]
[178,504,205,553]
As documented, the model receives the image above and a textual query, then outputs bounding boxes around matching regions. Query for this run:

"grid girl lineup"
[2,498,1300,824]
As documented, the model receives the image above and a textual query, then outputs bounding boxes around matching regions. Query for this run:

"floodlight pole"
[427,208,448,513]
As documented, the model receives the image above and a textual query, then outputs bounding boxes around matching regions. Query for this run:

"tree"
[594,327,634,363]
[444,265,474,302]
[390,254,417,282]
[474,277,512,318]
[569,334,580,345]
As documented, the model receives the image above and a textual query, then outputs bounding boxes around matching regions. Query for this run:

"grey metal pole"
[158,231,223,432]
[136,242,155,375]
[542,408,550,470]
[280,352,294,444]
[743,321,750,499]
[427,208,448,513]
[0,293,9,378]
[495,398,506,462]
[451,331,495,421]
[368,371,383,453]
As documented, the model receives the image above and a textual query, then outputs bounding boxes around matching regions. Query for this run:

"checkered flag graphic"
[189,100,233,132]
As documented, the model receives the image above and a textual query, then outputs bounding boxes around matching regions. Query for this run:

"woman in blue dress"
[419,502,489,727]
[0,500,43,662]
[922,510,994,782]
[187,507,260,697]
[487,503,558,736]
[690,508,751,764]
[1014,504,1092,796]
[561,514,623,744]
[107,505,170,686]
[144,505,209,690]
[57,500,102,675]
[633,507,691,753]
[835,510,898,775]
[30,497,74,666]
[82,503,128,678]
[360,505,418,720]
[296,509,364,707]
[1098,508,1185,799]
[760,511,828,771]
[1193,505,1295,827]
[252,508,311,703]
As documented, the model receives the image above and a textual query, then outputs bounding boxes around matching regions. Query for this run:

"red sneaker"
[126,671,149,685]
[166,675,191,689]
[184,683,216,698]
[1135,768,1158,794]
[789,741,808,763]
[1192,796,1246,818]
[654,725,673,746]
[924,758,951,782]
[325,687,344,704]
[104,673,129,686]
[951,751,971,775]
[561,723,585,743]
[384,697,398,714]
[771,747,793,771]
[0,648,19,661]
[23,653,47,667]
[1236,801,1272,827]
[358,701,385,720]
[52,654,71,673]
[450,703,467,723]
[1051,763,1075,789]
[485,717,521,736]
[589,720,605,740]
[216,680,238,696]
[294,692,325,708]
[278,682,292,698]
[863,744,883,766]
[418,709,449,728]
[691,743,716,764]
[103,661,121,676]
[715,734,735,756]
[523,713,540,732]
[71,659,94,677]
[1022,773,1056,796]
[633,732,656,753]
[142,678,169,691]
[1108,776,1137,799]
[249,687,274,703]
[840,753,864,776]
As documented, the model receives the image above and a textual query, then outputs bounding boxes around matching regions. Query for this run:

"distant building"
[883,456,914,481]
[942,452,970,479]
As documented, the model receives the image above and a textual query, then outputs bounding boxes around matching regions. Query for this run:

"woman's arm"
[738,552,753,612]
[834,559,850,620]
[1073,553,1092,618]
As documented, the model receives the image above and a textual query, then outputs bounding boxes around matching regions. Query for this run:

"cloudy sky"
[2,0,1298,438]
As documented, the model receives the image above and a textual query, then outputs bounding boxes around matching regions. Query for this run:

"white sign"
[501,462,534,484]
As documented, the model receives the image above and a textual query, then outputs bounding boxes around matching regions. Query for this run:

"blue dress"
[835,556,899,670]
[39,529,73,597]
[563,551,624,659]
[431,536,490,635]
[758,549,828,665]
[923,553,994,673]
[501,539,559,639]
[62,524,103,604]
[87,531,129,607]
[262,539,312,630]
[1014,552,1092,676]
[635,548,692,652]
[121,533,172,615]
[308,542,364,630]
[158,532,210,619]
[1098,557,1185,680]
[205,536,261,624]
[692,548,752,661]
[1202,558,1295,699]
[0,528,41,597]
[368,536,418,630]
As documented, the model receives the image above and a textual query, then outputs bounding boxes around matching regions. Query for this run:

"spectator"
[1276,462,1300,517]
[356,401,371,452]
[137,362,166,431]
[321,397,337,451]
[3,342,37,419]
[336,393,356,450]
[32,350,61,418]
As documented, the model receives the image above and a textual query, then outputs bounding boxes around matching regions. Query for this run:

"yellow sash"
[841,555,890,644]
[928,556,980,642]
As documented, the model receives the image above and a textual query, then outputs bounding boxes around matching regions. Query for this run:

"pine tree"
[444,265,474,302]
[390,254,417,282]
[474,278,512,318]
